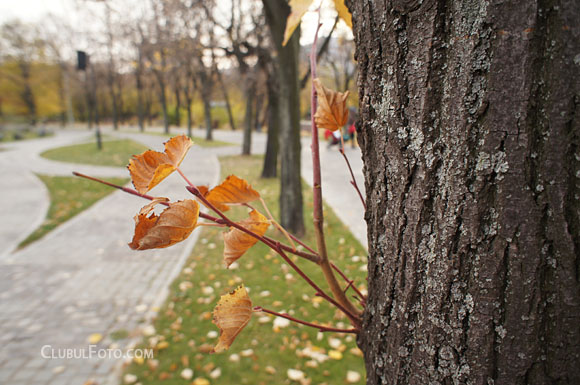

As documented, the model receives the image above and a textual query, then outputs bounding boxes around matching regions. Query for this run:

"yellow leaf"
[157,341,169,350]
[87,333,102,344]
[283,0,313,46]
[223,210,270,267]
[313,78,350,131]
[129,199,200,250]
[128,135,193,194]
[203,175,260,212]
[211,285,253,353]
[333,0,352,28]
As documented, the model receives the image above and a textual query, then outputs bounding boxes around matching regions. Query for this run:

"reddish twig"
[184,183,361,327]
[254,306,358,334]
[309,12,361,320]
[331,262,366,301]
[73,171,322,263]
[339,148,366,210]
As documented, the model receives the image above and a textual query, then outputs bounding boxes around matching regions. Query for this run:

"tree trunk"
[217,70,237,131]
[202,89,213,141]
[136,66,145,132]
[174,81,181,127]
[242,76,256,155]
[263,0,305,236]
[262,64,280,178]
[348,0,580,384]
[19,62,36,126]
[155,72,169,134]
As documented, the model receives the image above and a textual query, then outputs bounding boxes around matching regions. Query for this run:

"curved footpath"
[0,126,366,385]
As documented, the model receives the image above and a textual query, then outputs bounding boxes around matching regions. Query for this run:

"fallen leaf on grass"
[211,285,253,353]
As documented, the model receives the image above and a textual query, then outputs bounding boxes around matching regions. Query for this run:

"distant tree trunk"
[186,98,193,138]
[201,88,213,141]
[217,71,237,131]
[57,62,66,127]
[19,62,36,126]
[263,0,305,236]
[242,75,256,155]
[154,71,169,134]
[108,70,119,130]
[136,65,145,132]
[262,64,279,178]
[349,0,580,384]
[254,90,264,132]
[174,80,181,127]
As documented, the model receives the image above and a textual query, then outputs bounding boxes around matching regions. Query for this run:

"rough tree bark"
[263,0,305,236]
[348,0,580,384]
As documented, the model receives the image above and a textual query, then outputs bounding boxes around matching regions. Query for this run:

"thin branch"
[331,262,366,301]
[254,307,358,334]
[184,184,360,326]
[300,16,339,89]
[259,197,296,251]
[339,139,366,210]
[309,13,362,320]
[72,172,321,263]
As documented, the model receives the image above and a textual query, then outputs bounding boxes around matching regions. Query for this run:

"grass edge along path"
[18,175,129,249]
[40,139,149,168]
[148,131,235,148]
[121,154,367,385]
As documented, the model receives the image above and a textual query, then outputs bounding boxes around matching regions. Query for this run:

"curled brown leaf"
[129,199,199,250]
[313,78,350,131]
[223,209,270,267]
[211,285,253,353]
[128,135,193,194]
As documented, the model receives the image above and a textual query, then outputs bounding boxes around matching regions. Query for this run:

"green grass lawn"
[18,175,129,248]
[122,155,367,385]
[0,128,53,142]
[41,139,149,167]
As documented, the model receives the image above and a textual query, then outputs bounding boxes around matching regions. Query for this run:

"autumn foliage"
[75,3,365,355]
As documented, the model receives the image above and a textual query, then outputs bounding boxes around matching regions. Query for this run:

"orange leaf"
[204,175,260,212]
[333,0,352,29]
[223,210,270,267]
[313,78,350,131]
[128,135,193,194]
[129,199,199,250]
[211,285,253,353]
[283,0,313,46]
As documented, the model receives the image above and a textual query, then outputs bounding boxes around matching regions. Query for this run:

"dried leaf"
[129,199,199,250]
[283,0,313,46]
[128,135,193,194]
[211,285,253,353]
[333,0,352,29]
[204,175,260,212]
[313,78,350,131]
[223,210,270,267]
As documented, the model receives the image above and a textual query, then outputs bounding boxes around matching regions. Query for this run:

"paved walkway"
[0,126,366,385]
[0,129,220,385]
